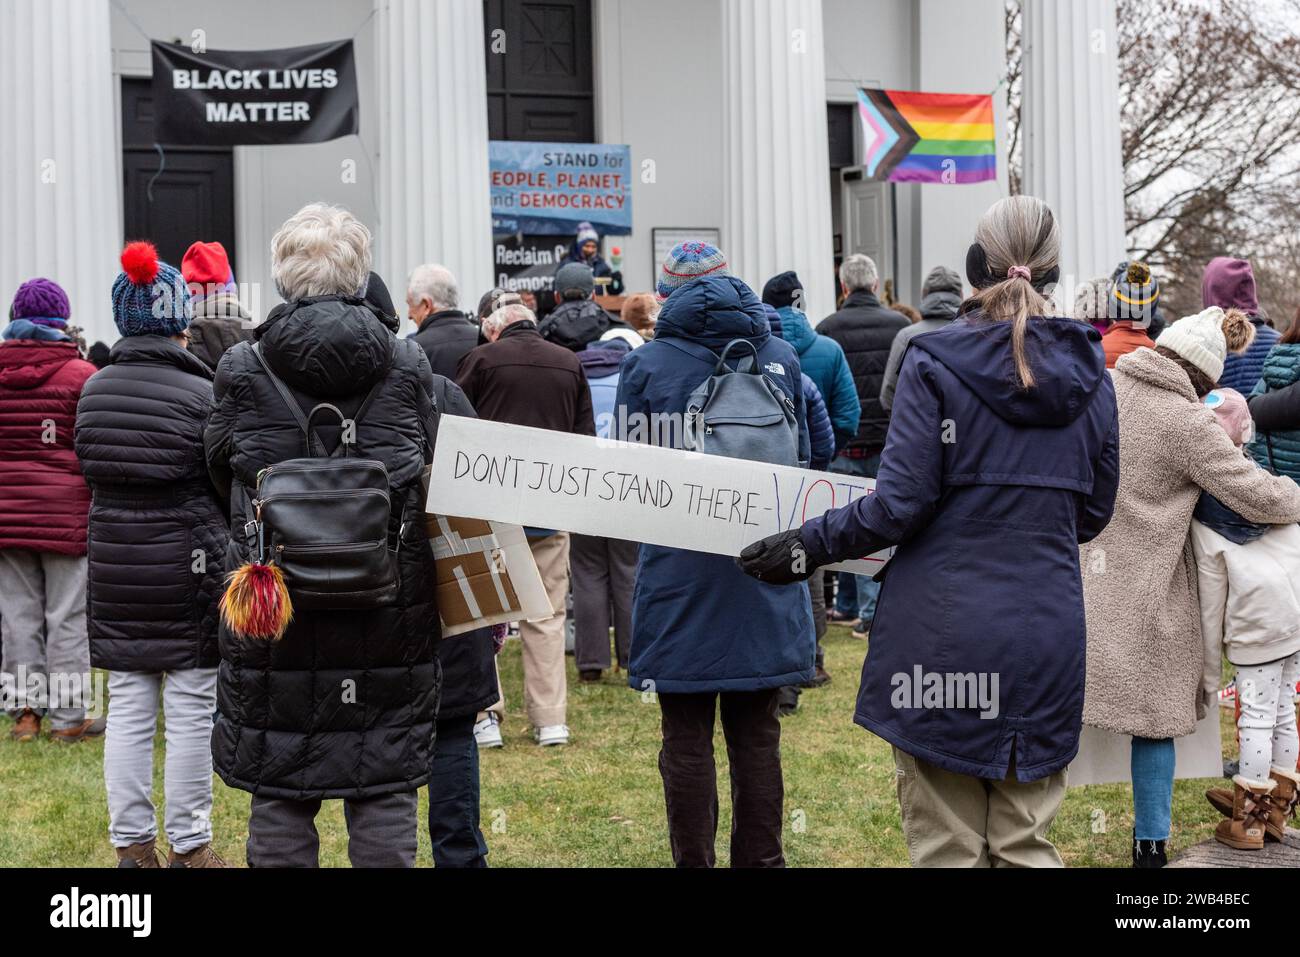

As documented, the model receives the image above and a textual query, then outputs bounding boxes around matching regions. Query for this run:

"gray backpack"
[663,338,800,466]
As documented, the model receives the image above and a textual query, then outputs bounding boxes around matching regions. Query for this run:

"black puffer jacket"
[411,310,480,380]
[817,289,909,455]
[204,296,441,800]
[75,336,226,672]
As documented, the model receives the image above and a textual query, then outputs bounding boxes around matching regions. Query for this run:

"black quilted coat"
[74,336,226,672]
[204,296,441,800]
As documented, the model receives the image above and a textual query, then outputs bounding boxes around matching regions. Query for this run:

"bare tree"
[1005,0,1300,324]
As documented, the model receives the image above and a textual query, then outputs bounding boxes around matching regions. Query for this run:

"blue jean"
[829,453,883,623]
[1130,737,1175,841]
[428,714,489,867]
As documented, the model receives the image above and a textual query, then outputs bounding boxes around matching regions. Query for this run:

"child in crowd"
[1191,387,1300,850]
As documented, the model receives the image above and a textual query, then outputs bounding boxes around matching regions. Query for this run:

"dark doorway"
[121,77,236,270]
[484,0,594,142]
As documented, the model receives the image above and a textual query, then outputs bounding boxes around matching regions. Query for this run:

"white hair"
[271,203,372,301]
[483,302,536,339]
[839,254,878,293]
[407,263,460,312]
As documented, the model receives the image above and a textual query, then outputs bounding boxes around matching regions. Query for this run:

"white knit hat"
[1155,307,1230,382]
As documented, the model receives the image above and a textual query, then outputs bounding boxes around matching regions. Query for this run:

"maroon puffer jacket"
[0,339,96,554]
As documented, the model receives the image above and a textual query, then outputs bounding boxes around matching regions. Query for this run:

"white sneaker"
[473,713,503,749]
[535,724,570,747]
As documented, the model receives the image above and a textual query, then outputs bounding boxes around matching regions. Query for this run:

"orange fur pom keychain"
[219,513,293,640]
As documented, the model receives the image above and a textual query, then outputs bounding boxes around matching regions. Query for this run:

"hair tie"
[1007,265,1032,282]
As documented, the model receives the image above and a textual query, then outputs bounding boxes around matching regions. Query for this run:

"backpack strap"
[253,343,387,458]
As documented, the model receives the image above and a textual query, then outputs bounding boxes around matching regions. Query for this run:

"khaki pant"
[484,532,570,729]
[892,747,1066,867]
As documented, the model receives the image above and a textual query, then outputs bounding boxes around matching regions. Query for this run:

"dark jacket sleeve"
[804,378,835,471]
[1077,398,1120,543]
[800,348,944,565]
[573,366,597,436]
[1248,381,1300,433]
[454,350,481,408]
[203,349,238,502]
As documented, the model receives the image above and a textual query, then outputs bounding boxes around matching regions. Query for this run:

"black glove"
[738,528,816,585]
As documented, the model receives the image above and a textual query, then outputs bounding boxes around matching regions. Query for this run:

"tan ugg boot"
[1264,767,1300,842]
[115,840,164,868]
[1214,776,1275,850]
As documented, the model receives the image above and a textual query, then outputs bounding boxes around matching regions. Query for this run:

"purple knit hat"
[10,278,71,328]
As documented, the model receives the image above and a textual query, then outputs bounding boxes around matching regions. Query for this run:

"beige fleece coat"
[1082,347,1300,739]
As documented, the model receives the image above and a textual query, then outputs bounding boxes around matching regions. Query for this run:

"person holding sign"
[614,242,813,868]
[740,197,1120,868]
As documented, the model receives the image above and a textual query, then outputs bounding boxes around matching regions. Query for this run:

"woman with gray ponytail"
[740,196,1120,866]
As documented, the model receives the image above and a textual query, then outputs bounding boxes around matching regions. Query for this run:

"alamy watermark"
[890,665,1000,719]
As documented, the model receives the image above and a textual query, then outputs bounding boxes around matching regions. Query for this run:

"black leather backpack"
[248,345,399,609]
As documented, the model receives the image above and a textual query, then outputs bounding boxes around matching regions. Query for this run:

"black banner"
[150,40,358,146]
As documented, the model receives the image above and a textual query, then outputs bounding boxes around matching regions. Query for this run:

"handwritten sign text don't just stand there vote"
[425,416,891,575]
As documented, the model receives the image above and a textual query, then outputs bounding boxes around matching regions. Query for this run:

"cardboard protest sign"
[1067,718,1224,788]
[426,514,553,638]
[425,415,891,574]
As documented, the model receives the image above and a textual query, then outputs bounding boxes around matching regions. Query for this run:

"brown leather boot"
[168,843,231,868]
[116,840,164,868]
[48,716,106,743]
[9,709,40,742]
[1214,776,1275,850]
[1264,767,1300,842]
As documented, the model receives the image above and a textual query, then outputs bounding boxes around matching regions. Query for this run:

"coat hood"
[1114,342,1199,402]
[579,339,629,378]
[255,296,395,398]
[192,293,251,323]
[910,315,1107,427]
[656,275,771,352]
[918,289,961,323]
[0,338,83,389]
[540,297,613,352]
[109,334,214,381]
[776,306,817,355]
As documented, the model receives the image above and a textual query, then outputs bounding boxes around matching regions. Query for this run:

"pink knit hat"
[1204,388,1253,447]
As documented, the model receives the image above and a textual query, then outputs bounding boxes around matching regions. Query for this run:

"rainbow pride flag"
[857,89,996,185]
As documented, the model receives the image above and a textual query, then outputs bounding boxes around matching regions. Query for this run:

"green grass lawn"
[0,621,1236,867]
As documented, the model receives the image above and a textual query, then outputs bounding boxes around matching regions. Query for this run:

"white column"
[0,0,120,345]
[375,0,494,314]
[721,0,835,321]
[1021,0,1127,284]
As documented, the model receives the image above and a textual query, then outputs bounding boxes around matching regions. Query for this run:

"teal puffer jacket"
[1249,343,1300,482]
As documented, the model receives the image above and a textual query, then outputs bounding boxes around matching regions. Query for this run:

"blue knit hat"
[657,241,729,301]
[111,242,192,337]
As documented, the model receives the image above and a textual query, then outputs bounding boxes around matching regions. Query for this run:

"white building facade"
[1,0,1123,345]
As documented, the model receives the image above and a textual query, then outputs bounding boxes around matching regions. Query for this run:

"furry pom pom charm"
[1221,308,1256,355]
[120,241,161,285]
[220,561,293,641]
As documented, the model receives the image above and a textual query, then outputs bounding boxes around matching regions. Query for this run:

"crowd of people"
[1,194,1298,868]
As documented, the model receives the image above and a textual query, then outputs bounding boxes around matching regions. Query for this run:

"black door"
[484,0,594,142]
[121,77,236,270]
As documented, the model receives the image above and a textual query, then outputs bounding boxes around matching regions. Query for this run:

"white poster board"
[425,416,891,574]
[652,227,722,278]
[1067,717,1224,787]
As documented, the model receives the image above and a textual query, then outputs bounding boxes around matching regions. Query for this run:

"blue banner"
[490,141,632,236]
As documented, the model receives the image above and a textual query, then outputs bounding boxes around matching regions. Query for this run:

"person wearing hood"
[1100,261,1159,369]
[0,278,99,744]
[879,266,964,412]
[181,240,253,369]
[559,220,622,295]
[761,271,860,448]
[539,262,619,352]
[363,269,493,866]
[739,197,1121,868]
[74,242,229,868]
[406,263,480,380]
[571,329,644,684]
[1208,257,1277,394]
[204,204,442,867]
[1246,308,1300,483]
[615,242,813,868]
[1080,304,1300,867]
